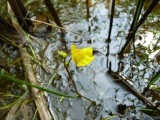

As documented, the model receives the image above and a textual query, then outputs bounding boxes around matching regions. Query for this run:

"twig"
[44,0,66,44]
[110,71,159,109]
[7,3,52,119]
[63,58,96,104]
[7,0,34,32]
[24,18,86,37]
[86,0,90,20]
[20,46,53,120]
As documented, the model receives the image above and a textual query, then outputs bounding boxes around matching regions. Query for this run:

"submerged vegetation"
[0,0,160,119]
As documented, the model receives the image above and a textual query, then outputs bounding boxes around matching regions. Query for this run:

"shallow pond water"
[0,0,160,120]
[28,0,159,119]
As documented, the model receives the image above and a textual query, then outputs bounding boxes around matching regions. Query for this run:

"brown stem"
[86,0,90,20]
[63,58,96,104]
[44,0,66,44]
[119,0,159,55]
[110,71,158,109]
[8,0,34,32]
[106,0,115,43]
[44,0,63,28]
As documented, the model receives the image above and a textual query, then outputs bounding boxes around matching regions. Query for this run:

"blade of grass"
[0,91,27,110]
[0,69,78,98]
[23,31,41,66]
[119,0,159,55]
[0,93,20,98]
[0,34,41,66]
[155,87,160,93]
[129,0,144,32]
[149,70,160,86]
[44,0,63,28]
[8,5,41,66]
[140,108,155,112]
[24,18,85,37]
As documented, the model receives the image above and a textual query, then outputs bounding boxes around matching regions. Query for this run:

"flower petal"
[81,47,93,57]
[71,44,94,67]
[77,55,94,67]
[71,44,76,62]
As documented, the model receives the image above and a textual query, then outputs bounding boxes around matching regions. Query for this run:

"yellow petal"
[77,55,94,67]
[81,47,93,57]
[71,44,77,62]
[71,44,94,67]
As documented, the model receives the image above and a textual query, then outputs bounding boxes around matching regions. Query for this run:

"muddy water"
[31,1,158,119]
[1,0,160,119]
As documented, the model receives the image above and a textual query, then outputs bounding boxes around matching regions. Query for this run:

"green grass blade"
[0,91,28,110]
[149,72,160,86]
[155,87,160,93]
[0,69,78,98]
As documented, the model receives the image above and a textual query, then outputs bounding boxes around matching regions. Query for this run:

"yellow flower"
[58,50,67,58]
[71,44,94,67]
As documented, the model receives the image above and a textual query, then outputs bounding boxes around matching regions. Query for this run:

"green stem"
[0,69,78,98]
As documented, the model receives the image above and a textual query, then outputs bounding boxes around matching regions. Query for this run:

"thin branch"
[110,71,160,110]
[44,0,63,28]
[63,58,96,104]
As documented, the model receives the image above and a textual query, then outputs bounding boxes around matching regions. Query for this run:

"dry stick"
[8,3,52,120]
[106,0,115,43]
[86,0,90,20]
[110,71,159,110]
[119,0,159,55]
[44,0,66,44]
[24,18,86,38]
[7,0,34,32]
[20,46,52,120]
[106,44,110,68]
[44,0,63,28]
[5,92,28,120]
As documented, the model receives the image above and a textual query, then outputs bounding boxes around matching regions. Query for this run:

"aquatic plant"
[0,69,77,98]
[71,44,94,67]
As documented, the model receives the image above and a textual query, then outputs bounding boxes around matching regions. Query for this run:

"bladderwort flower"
[71,44,94,67]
